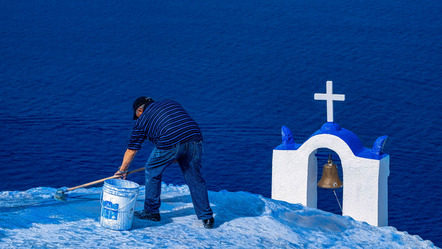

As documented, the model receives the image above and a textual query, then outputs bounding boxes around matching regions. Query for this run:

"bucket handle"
[100,190,139,211]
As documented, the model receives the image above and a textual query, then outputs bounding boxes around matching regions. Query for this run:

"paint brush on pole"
[54,167,145,201]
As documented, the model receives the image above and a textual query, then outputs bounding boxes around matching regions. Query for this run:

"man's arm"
[115,149,138,179]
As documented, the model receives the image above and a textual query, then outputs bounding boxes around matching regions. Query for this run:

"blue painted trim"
[275,143,301,150]
[274,126,302,150]
[275,123,388,160]
[311,122,365,156]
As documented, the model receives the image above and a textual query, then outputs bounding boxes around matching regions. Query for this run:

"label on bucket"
[102,201,119,220]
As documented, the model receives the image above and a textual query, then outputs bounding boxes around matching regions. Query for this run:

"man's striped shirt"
[128,100,203,150]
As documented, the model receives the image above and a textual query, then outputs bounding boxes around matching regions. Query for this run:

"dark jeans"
[144,140,213,220]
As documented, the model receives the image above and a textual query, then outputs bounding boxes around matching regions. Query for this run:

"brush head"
[54,188,67,201]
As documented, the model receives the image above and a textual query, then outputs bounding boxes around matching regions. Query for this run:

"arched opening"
[315,148,343,215]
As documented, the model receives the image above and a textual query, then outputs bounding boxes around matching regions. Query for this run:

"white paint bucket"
[100,179,140,230]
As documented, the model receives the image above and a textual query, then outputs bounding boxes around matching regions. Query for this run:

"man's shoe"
[202,217,214,229]
[134,210,161,221]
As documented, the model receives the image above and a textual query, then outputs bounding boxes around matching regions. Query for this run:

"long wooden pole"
[66,167,145,191]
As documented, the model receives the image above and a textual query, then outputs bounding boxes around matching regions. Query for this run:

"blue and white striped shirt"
[128,100,203,150]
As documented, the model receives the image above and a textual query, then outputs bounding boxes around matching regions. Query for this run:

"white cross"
[314,81,345,123]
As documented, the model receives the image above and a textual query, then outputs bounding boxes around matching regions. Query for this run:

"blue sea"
[1,0,441,246]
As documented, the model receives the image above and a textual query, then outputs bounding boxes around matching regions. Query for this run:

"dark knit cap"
[133,97,153,120]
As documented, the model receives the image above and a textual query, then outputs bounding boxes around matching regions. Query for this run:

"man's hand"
[114,170,128,180]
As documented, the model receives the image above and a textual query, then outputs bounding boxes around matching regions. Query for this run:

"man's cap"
[133,97,153,120]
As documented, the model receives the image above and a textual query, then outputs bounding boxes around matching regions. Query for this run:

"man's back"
[128,100,202,150]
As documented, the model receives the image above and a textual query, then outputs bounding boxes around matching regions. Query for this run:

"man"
[115,97,214,229]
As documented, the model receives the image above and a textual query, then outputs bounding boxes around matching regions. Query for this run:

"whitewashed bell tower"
[272,81,390,226]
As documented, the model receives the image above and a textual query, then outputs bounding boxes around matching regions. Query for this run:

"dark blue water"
[1,0,441,245]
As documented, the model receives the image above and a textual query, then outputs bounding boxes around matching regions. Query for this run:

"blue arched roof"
[310,122,386,160]
[274,123,388,160]
[311,123,364,155]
